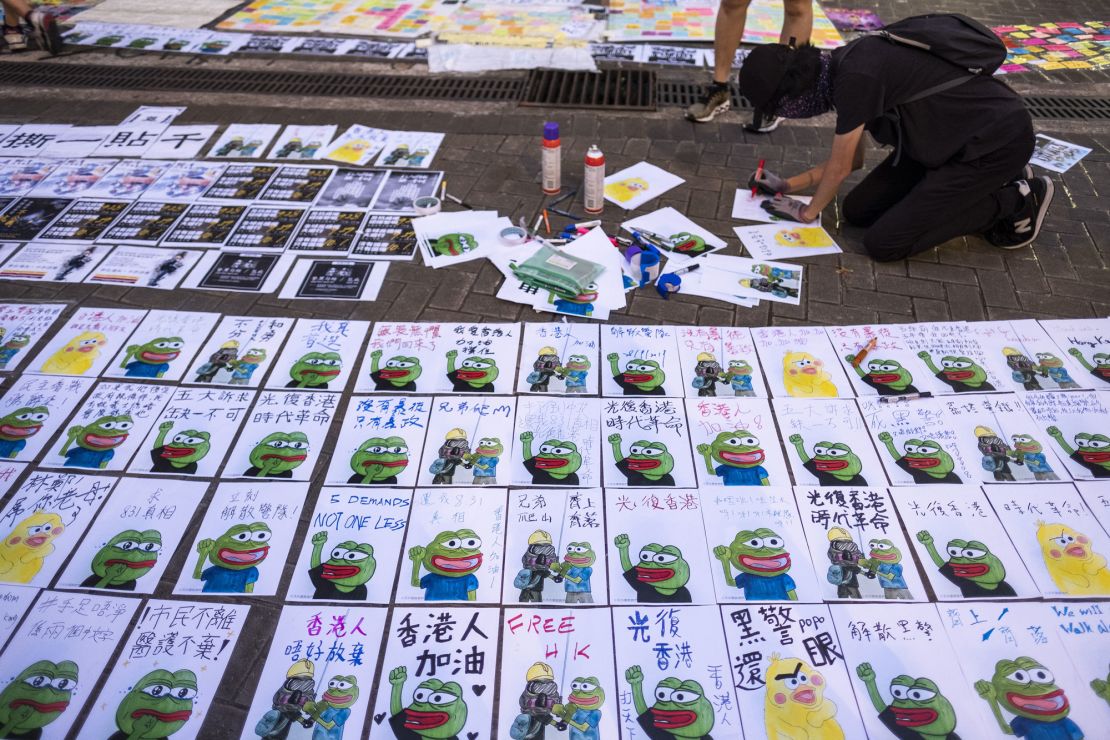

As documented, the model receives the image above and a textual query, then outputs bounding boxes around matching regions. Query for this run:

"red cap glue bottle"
[542,122,561,195]
[583,144,605,215]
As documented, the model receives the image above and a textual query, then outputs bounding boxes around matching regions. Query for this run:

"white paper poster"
[206,123,282,159]
[686,396,790,488]
[603,161,684,210]
[1040,317,1110,390]
[267,124,338,160]
[0,302,67,373]
[776,397,886,486]
[0,242,108,283]
[142,124,219,160]
[512,396,600,488]
[0,375,94,462]
[129,386,253,477]
[224,390,337,481]
[621,206,728,263]
[265,318,369,392]
[102,309,219,382]
[734,222,842,260]
[600,324,682,397]
[752,325,854,399]
[1020,391,1110,480]
[26,306,146,378]
[419,396,517,488]
[183,315,293,388]
[602,397,696,488]
[326,396,431,488]
[85,245,203,290]
[516,322,600,396]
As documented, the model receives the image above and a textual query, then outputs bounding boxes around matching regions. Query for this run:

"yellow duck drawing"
[0,511,64,583]
[782,351,839,398]
[39,331,107,375]
[765,654,844,740]
[604,177,649,204]
[1036,521,1110,595]
[774,227,835,248]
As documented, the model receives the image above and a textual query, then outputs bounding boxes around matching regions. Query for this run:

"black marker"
[879,391,934,404]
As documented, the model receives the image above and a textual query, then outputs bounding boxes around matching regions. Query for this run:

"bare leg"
[712,0,752,83]
[780,0,813,45]
[2,0,31,25]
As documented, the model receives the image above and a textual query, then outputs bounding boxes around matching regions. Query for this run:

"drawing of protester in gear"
[513,530,563,602]
[427,428,471,484]
[510,663,568,740]
[691,352,723,397]
[527,347,563,392]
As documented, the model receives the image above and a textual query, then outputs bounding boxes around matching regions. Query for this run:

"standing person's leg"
[1,0,62,55]
[2,0,28,51]
[686,0,752,123]
[780,0,813,44]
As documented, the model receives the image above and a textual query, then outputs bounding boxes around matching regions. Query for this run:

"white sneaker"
[2,24,27,52]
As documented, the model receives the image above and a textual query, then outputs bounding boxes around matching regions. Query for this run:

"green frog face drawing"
[790,436,863,481]
[727,359,753,376]
[131,337,184,366]
[868,539,902,565]
[155,423,211,468]
[707,431,765,469]
[564,542,596,568]
[312,533,376,591]
[625,665,715,739]
[71,415,133,451]
[1011,434,1044,456]
[976,657,1072,727]
[452,355,499,389]
[317,674,359,710]
[567,676,606,712]
[856,663,958,737]
[729,528,791,576]
[350,437,409,482]
[0,406,48,445]
[114,669,197,739]
[620,358,666,392]
[432,233,476,257]
[289,351,342,388]
[0,660,78,736]
[565,355,591,373]
[206,523,272,571]
[669,231,708,255]
[372,351,422,387]
[419,530,484,578]
[626,440,675,480]
[939,356,988,386]
[388,667,468,739]
[247,432,310,476]
[90,529,162,587]
[880,434,957,478]
[636,543,690,593]
[945,538,1007,588]
[864,359,914,391]
[474,437,503,458]
[532,439,582,479]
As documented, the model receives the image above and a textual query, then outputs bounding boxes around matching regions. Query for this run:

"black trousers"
[842,121,1035,262]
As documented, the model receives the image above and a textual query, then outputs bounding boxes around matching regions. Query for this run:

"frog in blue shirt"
[409,529,483,601]
[713,527,798,601]
[975,657,1083,740]
[697,431,770,486]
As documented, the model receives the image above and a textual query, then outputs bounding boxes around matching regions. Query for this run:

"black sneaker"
[27,9,63,55]
[1008,164,1033,185]
[686,84,731,123]
[744,108,783,134]
[988,176,1054,250]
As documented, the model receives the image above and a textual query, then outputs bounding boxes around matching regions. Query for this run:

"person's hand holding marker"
[747,168,789,196]
[748,167,814,223]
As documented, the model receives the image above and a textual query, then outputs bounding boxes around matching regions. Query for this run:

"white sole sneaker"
[998,176,1054,250]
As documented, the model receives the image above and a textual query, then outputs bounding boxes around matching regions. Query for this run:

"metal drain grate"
[520,69,655,110]
[0,61,523,101]
[1023,95,1110,121]
[657,81,752,110]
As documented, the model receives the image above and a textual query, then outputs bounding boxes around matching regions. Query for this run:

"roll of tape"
[413,196,441,216]
[499,226,529,246]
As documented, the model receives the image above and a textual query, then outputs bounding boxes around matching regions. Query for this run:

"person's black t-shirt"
[622,569,691,603]
[80,573,136,590]
[347,472,398,485]
[831,37,1029,167]
[937,562,1016,597]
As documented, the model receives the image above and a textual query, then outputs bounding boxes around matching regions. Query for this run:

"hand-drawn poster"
[723,603,867,739]
[224,205,307,250]
[242,604,387,740]
[686,396,790,488]
[612,604,742,739]
[677,326,769,399]
[0,590,139,738]
[602,397,696,488]
[85,246,203,290]
[731,189,820,225]
[374,131,444,169]
[30,158,117,198]
[503,487,608,605]
[1020,391,1110,480]
[39,382,173,472]
[35,199,127,241]
[512,397,599,489]
[0,472,118,587]
[942,601,1109,738]
[517,322,600,396]
[267,124,338,160]
[419,396,516,488]
[160,203,247,248]
[605,488,714,605]
[320,126,390,167]
[258,164,335,204]
[734,223,843,260]
[858,395,975,486]
[898,321,1003,394]
[357,322,520,395]
[499,608,619,740]
[206,123,281,159]
[141,162,226,202]
[184,315,293,388]
[829,602,994,740]
[1075,481,1110,535]
[0,303,66,374]
[1045,600,1110,723]
[414,210,512,269]
[891,485,1039,600]
[751,325,853,399]
[102,310,218,382]
[600,325,682,398]
[0,376,94,463]
[398,488,506,604]
[1030,133,1093,173]
[93,105,183,157]
[1040,317,1110,390]
[287,208,366,254]
[372,606,497,739]
[533,227,628,320]
[55,478,205,593]
[224,390,337,481]
[984,483,1110,598]
[173,481,305,596]
[622,206,727,263]
[603,161,684,210]
[26,307,146,378]
[85,600,249,740]
[776,397,885,487]
[695,254,805,306]
[0,584,37,650]
[827,323,949,397]
[326,396,430,487]
[286,488,410,603]
[0,125,71,157]
[0,242,108,283]
[266,318,368,392]
[702,486,822,604]
[795,486,927,602]
[969,319,1095,392]
[129,387,252,477]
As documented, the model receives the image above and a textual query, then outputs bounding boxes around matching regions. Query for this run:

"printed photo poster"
[1020,391,1110,481]
[775,398,886,487]
[278,258,389,301]
[1030,133,1093,173]
[795,486,928,602]
[266,318,369,392]
[516,322,600,396]
[603,161,685,210]
[30,158,117,198]
[184,250,295,293]
[326,396,431,487]
[257,164,335,204]
[602,397,696,488]
[827,323,950,397]
[371,170,443,212]
[891,485,1039,600]
[0,375,94,463]
[85,245,204,290]
[242,604,387,740]
[173,481,305,596]
[0,584,38,649]
[829,602,994,740]
[983,483,1110,598]
[141,161,226,202]
[374,131,445,169]
[1040,317,1110,390]
[502,488,608,605]
[0,471,118,587]
[398,488,506,604]
[287,488,410,603]
[751,325,854,399]
[968,319,1095,392]
[287,208,367,254]
[0,302,67,373]
[0,242,108,283]
[224,205,307,250]
[206,123,282,159]
[1044,600,1110,722]
[82,159,172,200]
[224,390,337,481]
[600,325,682,397]
[734,222,842,260]
[103,309,219,382]
[0,160,58,199]
[605,487,715,605]
[723,602,867,739]
[1075,481,1110,535]
[498,608,619,740]
[184,315,293,387]
[351,213,418,260]
[858,395,977,486]
[129,387,253,478]
[612,604,742,739]
[419,396,516,488]
[358,322,521,395]
[685,396,790,488]
[27,308,146,378]
[702,487,823,604]
[0,197,71,241]
[512,396,600,489]
[0,590,139,739]
[55,478,206,593]
[159,203,247,248]
[267,124,338,160]
[315,167,388,209]
[84,600,249,740]
[201,164,279,203]
[372,606,497,740]
[676,326,769,399]
[897,321,1004,395]
[36,199,128,242]
[941,601,1110,738]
